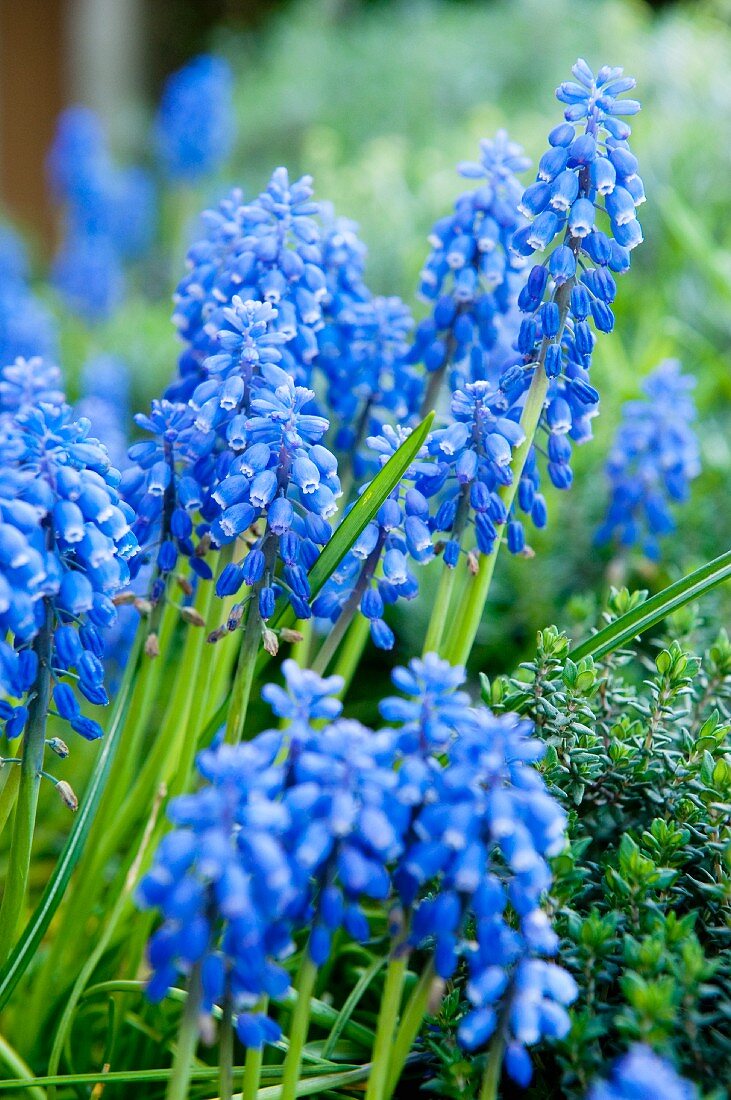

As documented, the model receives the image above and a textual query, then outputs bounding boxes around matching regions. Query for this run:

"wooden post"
[0,0,69,253]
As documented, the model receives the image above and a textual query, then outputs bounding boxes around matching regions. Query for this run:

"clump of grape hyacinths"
[47,106,156,322]
[596,361,700,559]
[588,1046,696,1100]
[138,654,572,1091]
[137,659,402,1044]
[153,55,235,183]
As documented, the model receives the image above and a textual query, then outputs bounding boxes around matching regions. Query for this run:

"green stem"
[385,960,435,1097]
[331,614,370,694]
[241,997,268,1100]
[0,766,21,837]
[479,1032,505,1100]
[0,602,53,960]
[0,1032,46,1100]
[166,963,203,1100]
[422,562,458,657]
[225,597,263,745]
[365,951,409,1100]
[219,992,235,1100]
[280,954,318,1100]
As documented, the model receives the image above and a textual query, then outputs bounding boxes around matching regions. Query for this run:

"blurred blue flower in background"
[0,228,58,366]
[588,1045,696,1100]
[153,54,235,182]
[47,106,156,323]
[596,360,700,559]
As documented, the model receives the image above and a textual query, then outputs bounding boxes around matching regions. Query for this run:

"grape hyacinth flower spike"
[596,360,700,559]
[407,131,530,413]
[0,361,138,953]
[153,54,235,182]
[506,59,646,543]
[359,654,575,1098]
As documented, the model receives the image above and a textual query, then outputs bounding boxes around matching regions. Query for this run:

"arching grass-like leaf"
[570,549,731,662]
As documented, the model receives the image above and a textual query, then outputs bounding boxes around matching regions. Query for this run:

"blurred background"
[1,0,730,679]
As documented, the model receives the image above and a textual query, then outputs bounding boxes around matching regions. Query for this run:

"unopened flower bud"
[180,607,206,627]
[46,737,70,759]
[56,780,78,812]
[195,532,212,558]
[227,604,244,631]
[145,632,160,658]
[279,628,304,644]
[467,551,480,575]
[112,591,136,606]
[176,574,194,596]
[208,627,227,644]
[135,598,153,616]
[262,628,279,656]
[427,976,446,1015]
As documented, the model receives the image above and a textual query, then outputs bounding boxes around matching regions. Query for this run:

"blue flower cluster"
[426,381,527,559]
[137,659,400,1043]
[381,655,575,1086]
[0,358,138,743]
[138,653,572,1083]
[170,171,328,400]
[588,1045,696,1100]
[596,361,700,559]
[0,228,58,367]
[507,60,645,509]
[170,168,416,485]
[153,55,235,182]
[319,292,420,479]
[48,106,156,322]
[408,132,530,398]
[123,298,341,628]
[313,426,431,649]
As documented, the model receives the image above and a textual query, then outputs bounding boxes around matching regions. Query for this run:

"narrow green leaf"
[570,550,731,662]
[0,1064,360,1091]
[253,1064,371,1099]
[321,955,385,1060]
[0,636,142,1012]
[200,412,435,740]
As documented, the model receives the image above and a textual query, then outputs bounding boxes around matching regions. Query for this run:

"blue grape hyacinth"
[138,654,570,1079]
[171,172,328,399]
[0,228,58,366]
[48,106,156,323]
[0,359,138,745]
[380,653,574,1086]
[588,1045,696,1100]
[153,55,235,182]
[596,361,700,559]
[425,380,526,562]
[408,132,530,402]
[124,298,341,632]
[513,59,644,386]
